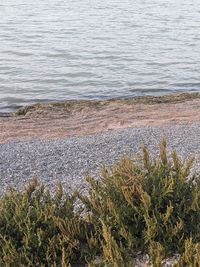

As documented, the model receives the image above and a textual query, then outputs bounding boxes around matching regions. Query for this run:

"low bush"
[0,179,92,266]
[0,139,200,266]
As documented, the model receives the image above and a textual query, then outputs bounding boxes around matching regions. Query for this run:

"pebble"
[0,123,200,195]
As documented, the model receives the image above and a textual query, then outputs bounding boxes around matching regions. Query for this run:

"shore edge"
[9,92,200,117]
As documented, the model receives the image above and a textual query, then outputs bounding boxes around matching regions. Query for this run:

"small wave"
[167,82,200,90]
[129,88,174,96]
[2,50,32,57]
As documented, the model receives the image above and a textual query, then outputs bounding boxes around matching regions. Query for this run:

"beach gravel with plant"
[0,122,200,195]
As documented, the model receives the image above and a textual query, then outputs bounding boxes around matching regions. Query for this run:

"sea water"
[1,0,200,111]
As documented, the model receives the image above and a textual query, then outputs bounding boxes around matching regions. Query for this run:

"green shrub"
[80,139,200,266]
[0,178,92,266]
[0,139,200,266]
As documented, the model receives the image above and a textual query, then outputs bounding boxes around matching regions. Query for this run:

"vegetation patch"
[12,92,200,117]
[12,100,105,117]
[0,139,200,266]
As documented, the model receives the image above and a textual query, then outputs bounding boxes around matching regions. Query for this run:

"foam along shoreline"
[1,92,200,144]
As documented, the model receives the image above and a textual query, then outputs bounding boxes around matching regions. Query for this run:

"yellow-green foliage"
[81,139,200,266]
[174,238,200,266]
[0,179,92,266]
[0,139,200,266]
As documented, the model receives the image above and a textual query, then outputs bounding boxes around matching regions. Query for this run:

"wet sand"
[1,92,200,144]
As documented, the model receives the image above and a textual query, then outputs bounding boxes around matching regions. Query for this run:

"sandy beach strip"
[1,92,200,144]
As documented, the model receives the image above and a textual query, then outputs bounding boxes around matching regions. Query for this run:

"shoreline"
[7,92,200,114]
[1,92,200,144]
[1,92,200,118]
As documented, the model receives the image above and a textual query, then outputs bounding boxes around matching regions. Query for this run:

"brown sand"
[1,93,200,144]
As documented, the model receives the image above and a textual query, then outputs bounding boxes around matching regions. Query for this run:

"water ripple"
[0,0,200,111]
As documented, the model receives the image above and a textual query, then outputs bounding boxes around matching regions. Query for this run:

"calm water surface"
[1,0,200,111]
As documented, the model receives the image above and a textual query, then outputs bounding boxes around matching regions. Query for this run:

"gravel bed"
[1,122,200,194]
